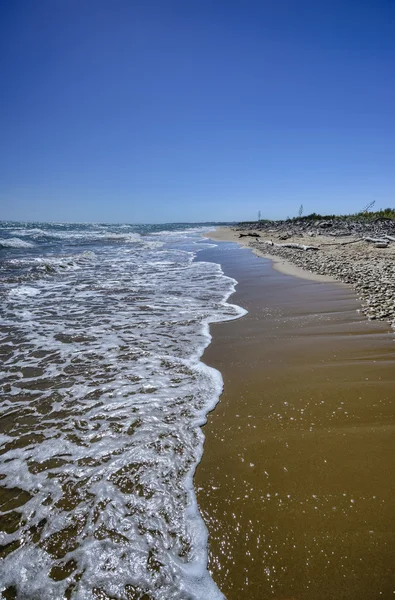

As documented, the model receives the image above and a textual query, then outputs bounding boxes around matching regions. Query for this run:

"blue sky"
[1,0,394,223]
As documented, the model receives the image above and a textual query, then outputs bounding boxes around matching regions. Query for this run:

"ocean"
[0,222,246,600]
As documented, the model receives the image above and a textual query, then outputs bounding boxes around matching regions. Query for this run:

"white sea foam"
[8,286,41,297]
[0,237,35,248]
[0,229,246,599]
[9,228,47,237]
[42,230,144,244]
[6,228,146,245]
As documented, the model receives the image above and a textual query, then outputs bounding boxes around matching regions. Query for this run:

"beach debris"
[234,213,395,329]
[262,240,319,251]
[318,221,333,228]
[321,239,362,247]
[237,212,395,240]
[364,237,389,244]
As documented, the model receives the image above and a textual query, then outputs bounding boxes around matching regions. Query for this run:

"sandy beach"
[195,238,395,599]
[206,225,395,328]
[204,226,336,282]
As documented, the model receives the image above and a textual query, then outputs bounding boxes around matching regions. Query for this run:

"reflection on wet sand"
[196,243,395,600]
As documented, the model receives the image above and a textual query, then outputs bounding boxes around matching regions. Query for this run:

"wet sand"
[203,226,337,282]
[195,241,395,600]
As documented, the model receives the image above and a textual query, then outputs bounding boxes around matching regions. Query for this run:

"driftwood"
[321,239,362,247]
[239,233,260,238]
[364,237,389,244]
[259,240,319,251]
[322,236,394,247]
[250,232,394,252]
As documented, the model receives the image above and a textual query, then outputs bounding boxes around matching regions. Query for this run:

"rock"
[236,214,395,330]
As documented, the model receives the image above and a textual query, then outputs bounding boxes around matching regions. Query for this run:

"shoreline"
[195,240,395,599]
[205,226,395,329]
[204,227,337,283]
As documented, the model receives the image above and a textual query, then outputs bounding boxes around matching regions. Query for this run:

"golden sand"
[195,240,395,600]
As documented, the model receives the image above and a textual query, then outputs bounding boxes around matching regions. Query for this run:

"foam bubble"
[8,285,41,297]
[0,237,35,248]
[0,229,245,599]
[9,228,47,237]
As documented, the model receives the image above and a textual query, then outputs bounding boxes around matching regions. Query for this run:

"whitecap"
[9,228,47,238]
[0,237,35,248]
[8,285,41,297]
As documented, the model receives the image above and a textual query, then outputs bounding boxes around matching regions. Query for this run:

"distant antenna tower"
[258,210,261,222]
[362,200,375,213]
[298,204,304,217]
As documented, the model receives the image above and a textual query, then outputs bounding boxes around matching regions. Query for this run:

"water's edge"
[0,223,247,599]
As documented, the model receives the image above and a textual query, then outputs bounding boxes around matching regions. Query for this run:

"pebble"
[237,218,395,331]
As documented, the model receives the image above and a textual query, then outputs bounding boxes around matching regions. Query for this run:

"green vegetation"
[359,207,395,221]
[240,208,395,225]
[297,208,395,222]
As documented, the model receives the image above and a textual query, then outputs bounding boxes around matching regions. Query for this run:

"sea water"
[0,222,246,599]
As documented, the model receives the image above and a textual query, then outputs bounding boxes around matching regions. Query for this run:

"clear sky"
[1,0,394,223]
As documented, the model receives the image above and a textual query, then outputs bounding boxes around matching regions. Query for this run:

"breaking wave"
[0,222,245,599]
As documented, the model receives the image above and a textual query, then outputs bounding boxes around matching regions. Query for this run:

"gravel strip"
[235,219,395,330]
